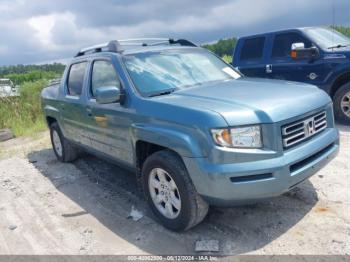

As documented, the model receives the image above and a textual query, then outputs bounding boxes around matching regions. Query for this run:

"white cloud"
[0,0,349,65]
[0,0,19,12]
[28,12,76,49]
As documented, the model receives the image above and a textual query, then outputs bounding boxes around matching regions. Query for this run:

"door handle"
[86,106,92,116]
[266,64,272,74]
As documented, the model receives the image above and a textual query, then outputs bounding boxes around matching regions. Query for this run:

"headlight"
[211,125,262,148]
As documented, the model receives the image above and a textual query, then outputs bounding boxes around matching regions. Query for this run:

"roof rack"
[75,38,197,57]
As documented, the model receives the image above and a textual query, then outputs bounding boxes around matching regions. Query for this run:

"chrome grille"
[282,111,327,148]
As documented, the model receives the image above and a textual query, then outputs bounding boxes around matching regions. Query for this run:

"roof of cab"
[238,26,325,39]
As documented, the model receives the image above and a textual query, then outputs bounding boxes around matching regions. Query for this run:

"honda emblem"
[305,119,315,136]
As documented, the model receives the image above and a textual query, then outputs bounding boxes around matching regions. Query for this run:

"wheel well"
[135,141,167,173]
[331,72,350,98]
[46,116,57,127]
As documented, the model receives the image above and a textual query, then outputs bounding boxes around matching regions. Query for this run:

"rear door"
[235,36,267,78]
[267,32,327,86]
[60,61,91,146]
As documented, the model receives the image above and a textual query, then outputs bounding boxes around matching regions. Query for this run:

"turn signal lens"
[211,128,232,147]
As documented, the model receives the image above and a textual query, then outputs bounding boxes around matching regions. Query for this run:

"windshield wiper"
[148,88,176,97]
[327,44,350,49]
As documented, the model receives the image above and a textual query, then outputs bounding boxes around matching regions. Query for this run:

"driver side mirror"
[291,42,319,60]
[95,86,121,104]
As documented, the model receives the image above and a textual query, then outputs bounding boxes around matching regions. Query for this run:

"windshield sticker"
[222,67,240,79]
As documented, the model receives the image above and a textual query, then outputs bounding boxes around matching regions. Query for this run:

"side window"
[272,33,312,58]
[67,62,87,96]
[91,60,120,97]
[240,37,265,61]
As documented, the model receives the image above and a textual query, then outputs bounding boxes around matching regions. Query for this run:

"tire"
[49,122,79,162]
[334,82,350,124]
[142,150,209,231]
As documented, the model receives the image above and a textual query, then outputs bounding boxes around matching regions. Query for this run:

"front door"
[85,59,133,165]
[267,32,328,87]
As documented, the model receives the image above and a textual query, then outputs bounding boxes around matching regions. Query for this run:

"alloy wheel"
[341,91,350,118]
[148,168,181,219]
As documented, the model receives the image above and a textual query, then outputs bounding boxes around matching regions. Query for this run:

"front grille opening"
[287,133,305,145]
[314,112,327,131]
[230,173,273,183]
[284,122,304,135]
[289,143,334,174]
[282,111,327,148]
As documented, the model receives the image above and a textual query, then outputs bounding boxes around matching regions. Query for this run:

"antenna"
[331,0,335,51]
[332,0,335,27]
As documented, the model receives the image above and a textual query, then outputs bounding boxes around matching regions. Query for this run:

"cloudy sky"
[0,0,349,66]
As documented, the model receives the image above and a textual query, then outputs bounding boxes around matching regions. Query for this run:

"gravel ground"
[0,124,349,255]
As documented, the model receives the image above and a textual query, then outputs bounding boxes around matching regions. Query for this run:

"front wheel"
[142,150,208,231]
[334,82,350,124]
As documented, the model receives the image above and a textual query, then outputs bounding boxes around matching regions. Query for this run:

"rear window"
[240,37,265,61]
[67,62,87,96]
[272,33,312,58]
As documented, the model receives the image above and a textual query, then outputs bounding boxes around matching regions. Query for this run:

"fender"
[324,64,350,94]
[44,104,60,119]
[43,105,67,137]
[130,123,208,159]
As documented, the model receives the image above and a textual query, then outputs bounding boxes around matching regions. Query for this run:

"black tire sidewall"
[334,83,350,124]
[50,122,65,162]
[142,152,194,231]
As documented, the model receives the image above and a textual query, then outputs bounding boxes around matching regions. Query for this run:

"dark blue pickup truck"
[232,26,350,123]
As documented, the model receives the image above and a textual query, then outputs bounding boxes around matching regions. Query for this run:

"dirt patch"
[0,125,349,255]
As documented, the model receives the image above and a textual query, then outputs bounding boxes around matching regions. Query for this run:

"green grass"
[0,79,48,137]
[222,54,233,63]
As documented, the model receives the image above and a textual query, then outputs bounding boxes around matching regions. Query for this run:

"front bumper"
[183,127,339,206]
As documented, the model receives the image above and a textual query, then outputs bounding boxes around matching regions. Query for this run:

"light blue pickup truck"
[41,38,339,231]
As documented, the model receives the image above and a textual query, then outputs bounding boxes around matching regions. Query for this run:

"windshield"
[303,27,350,49]
[123,49,241,96]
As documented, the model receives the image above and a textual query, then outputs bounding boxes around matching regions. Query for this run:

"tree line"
[0,63,65,85]
[0,63,65,76]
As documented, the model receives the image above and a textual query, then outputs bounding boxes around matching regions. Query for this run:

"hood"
[156,77,331,125]
[324,48,350,59]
